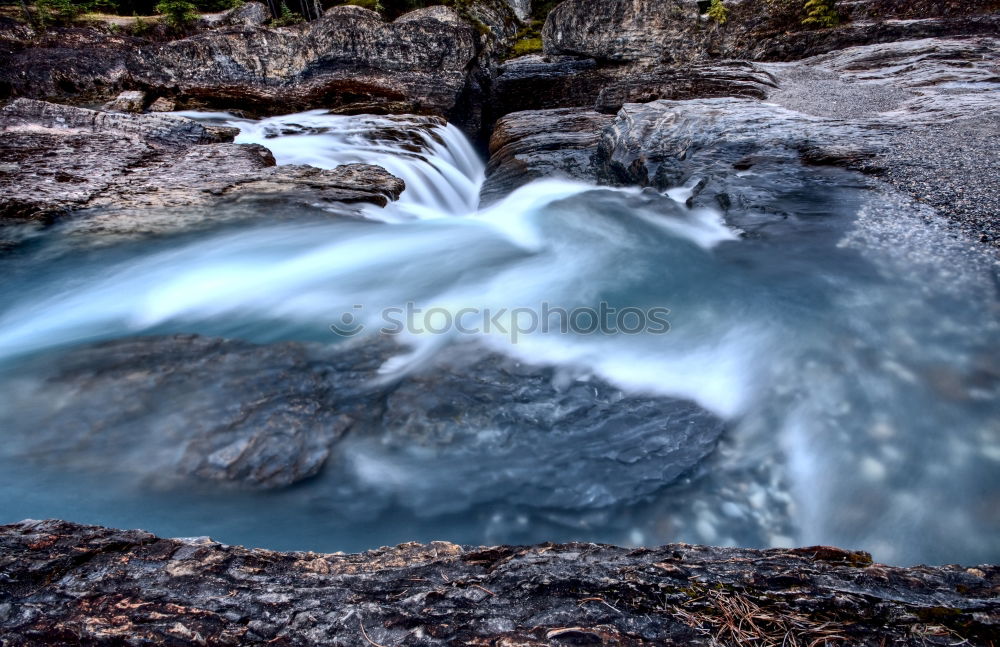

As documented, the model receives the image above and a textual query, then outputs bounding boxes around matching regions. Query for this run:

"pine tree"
[802,0,839,28]
[707,0,728,25]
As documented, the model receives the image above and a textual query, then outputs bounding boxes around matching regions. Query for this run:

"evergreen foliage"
[802,0,839,28]
[707,0,728,24]
[155,0,198,27]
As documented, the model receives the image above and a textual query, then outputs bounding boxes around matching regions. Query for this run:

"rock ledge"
[0,519,996,646]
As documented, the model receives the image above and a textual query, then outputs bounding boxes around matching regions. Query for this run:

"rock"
[481,108,613,204]
[370,347,723,513]
[0,99,404,234]
[1,98,234,147]
[724,12,1000,62]
[0,335,385,489]
[147,96,177,112]
[592,60,777,112]
[758,35,1000,244]
[85,148,405,210]
[482,36,1000,243]
[543,0,704,63]
[0,2,518,136]
[541,0,999,65]
[488,55,775,130]
[490,55,611,120]
[219,0,271,27]
[595,97,883,191]
[1,519,996,645]
[101,90,146,113]
[0,334,723,503]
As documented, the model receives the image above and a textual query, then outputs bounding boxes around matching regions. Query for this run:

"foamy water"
[0,111,997,564]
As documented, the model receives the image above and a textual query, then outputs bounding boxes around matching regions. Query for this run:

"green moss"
[512,36,542,56]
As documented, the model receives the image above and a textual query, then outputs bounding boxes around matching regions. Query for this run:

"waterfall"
[221,110,485,219]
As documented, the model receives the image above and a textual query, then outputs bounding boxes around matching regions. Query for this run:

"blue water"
[0,111,997,565]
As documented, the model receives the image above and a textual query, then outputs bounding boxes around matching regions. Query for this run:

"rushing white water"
[224,109,484,219]
[0,111,997,564]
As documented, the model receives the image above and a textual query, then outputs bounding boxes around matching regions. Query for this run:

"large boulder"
[0,2,518,135]
[219,0,271,27]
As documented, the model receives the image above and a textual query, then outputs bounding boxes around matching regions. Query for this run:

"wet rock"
[0,99,404,233]
[0,336,386,489]
[365,348,723,513]
[0,519,996,646]
[595,97,884,192]
[480,108,613,204]
[0,334,723,504]
[101,90,146,113]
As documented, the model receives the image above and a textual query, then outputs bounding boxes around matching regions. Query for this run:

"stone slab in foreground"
[0,520,996,646]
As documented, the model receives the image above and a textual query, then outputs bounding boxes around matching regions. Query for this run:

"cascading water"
[0,111,997,565]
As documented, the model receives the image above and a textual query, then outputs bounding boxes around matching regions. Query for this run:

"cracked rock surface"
[0,519,997,646]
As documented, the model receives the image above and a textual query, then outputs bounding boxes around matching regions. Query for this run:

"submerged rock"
[0,334,723,508]
[0,336,374,489]
[0,99,404,238]
[0,519,996,646]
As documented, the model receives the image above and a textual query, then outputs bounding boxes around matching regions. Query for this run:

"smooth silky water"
[0,111,997,565]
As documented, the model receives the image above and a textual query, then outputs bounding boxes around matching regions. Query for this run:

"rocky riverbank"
[0,99,406,244]
[2,0,997,242]
[486,35,1000,245]
[0,519,997,646]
